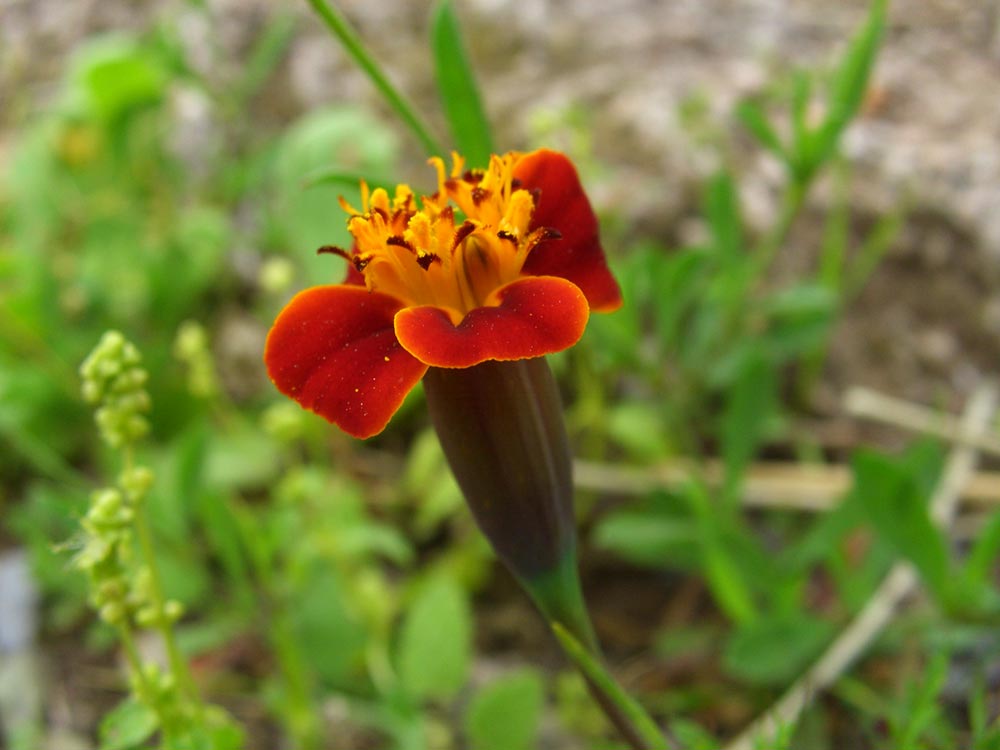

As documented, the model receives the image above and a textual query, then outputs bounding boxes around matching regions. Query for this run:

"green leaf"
[606,402,672,462]
[465,670,545,750]
[592,493,701,569]
[431,0,495,167]
[98,698,158,750]
[705,171,744,261]
[397,575,472,700]
[291,566,369,684]
[273,107,398,283]
[852,449,950,598]
[720,350,776,506]
[70,36,167,122]
[810,0,887,168]
[735,100,785,161]
[723,614,835,685]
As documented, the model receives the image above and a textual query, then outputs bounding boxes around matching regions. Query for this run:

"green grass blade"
[431,0,495,168]
[811,0,888,167]
[736,100,786,162]
[306,0,444,158]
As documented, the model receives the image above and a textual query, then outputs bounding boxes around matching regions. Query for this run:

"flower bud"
[423,357,595,648]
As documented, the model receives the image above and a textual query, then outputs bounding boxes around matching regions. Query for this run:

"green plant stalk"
[552,623,669,750]
[234,505,322,750]
[118,619,181,743]
[754,178,806,274]
[124,448,201,710]
[520,552,597,654]
[306,0,445,157]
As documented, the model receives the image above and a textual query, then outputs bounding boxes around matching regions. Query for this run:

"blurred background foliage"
[1,1,999,748]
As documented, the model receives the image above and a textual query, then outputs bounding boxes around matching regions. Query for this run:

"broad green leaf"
[431,0,495,167]
[292,566,369,684]
[592,492,701,569]
[852,449,950,598]
[465,670,545,750]
[70,36,166,122]
[273,107,398,283]
[723,614,835,685]
[397,575,472,700]
[98,698,158,750]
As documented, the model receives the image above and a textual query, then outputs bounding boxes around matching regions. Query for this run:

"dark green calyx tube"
[423,357,595,650]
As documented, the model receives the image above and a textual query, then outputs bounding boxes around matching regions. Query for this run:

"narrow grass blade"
[431,0,495,167]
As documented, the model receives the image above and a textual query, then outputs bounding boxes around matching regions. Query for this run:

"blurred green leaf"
[273,107,398,282]
[397,575,472,700]
[607,402,672,462]
[205,426,281,490]
[809,0,887,170]
[592,492,700,568]
[98,697,158,750]
[70,36,167,122]
[684,483,759,625]
[465,669,545,750]
[724,614,835,685]
[720,350,776,505]
[852,448,950,599]
[736,99,785,161]
[705,171,743,261]
[292,566,369,685]
[431,0,495,167]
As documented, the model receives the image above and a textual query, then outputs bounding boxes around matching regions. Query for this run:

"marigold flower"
[264,148,621,439]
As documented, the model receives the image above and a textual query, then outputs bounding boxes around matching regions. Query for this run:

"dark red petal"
[264,285,428,438]
[513,149,622,312]
[393,276,589,368]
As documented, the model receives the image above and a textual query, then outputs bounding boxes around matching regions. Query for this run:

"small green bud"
[163,600,184,622]
[259,256,295,294]
[121,466,155,501]
[99,601,126,625]
[135,605,159,627]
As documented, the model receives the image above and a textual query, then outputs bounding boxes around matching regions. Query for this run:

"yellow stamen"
[342,152,548,322]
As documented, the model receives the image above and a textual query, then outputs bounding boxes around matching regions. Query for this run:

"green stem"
[754,178,807,274]
[305,0,445,157]
[124,448,201,708]
[552,623,669,750]
[520,552,597,654]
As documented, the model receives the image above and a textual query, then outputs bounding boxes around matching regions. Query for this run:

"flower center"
[338,153,556,324]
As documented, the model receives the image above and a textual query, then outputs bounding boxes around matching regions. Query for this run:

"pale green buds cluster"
[173,320,218,398]
[80,330,150,447]
[75,465,183,630]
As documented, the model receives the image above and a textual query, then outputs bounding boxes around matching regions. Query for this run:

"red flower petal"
[514,149,622,312]
[393,276,589,368]
[264,285,428,438]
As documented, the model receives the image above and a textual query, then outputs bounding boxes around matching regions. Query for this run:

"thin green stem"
[754,178,807,275]
[552,623,669,750]
[305,0,445,157]
[123,447,201,708]
[235,505,322,750]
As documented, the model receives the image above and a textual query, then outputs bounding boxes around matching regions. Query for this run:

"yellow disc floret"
[341,152,557,325]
